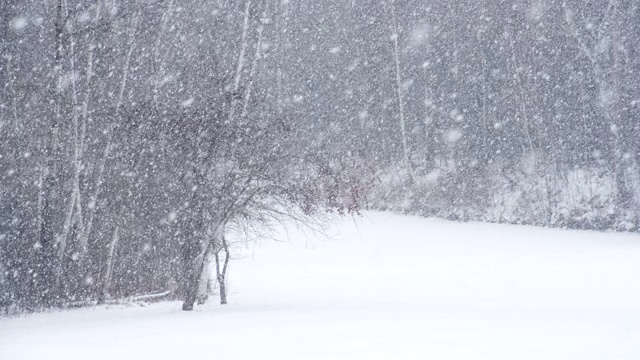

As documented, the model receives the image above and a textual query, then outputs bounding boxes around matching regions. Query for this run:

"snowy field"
[2,211,640,359]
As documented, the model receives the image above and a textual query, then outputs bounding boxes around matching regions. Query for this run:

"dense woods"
[292,0,640,229]
[1,0,639,313]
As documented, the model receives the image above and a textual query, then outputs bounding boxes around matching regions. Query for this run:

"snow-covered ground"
[2,211,640,359]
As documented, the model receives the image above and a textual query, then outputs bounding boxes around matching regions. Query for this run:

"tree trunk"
[422,63,434,167]
[214,234,231,305]
[181,219,210,311]
[632,0,640,168]
[389,0,413,183]
[275,0,288,115]
[38,0,66,308]
[77,3,102,256]
[151,0,174,105]
[196,253,212,305]
[98,226,119,305]
[228,0,252,124]
[217,273,227,305]
[610,0,629,212]
[181,255,206,311]
[241,23,264,118]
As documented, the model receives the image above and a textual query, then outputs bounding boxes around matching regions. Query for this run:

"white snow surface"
[2,211,640,359]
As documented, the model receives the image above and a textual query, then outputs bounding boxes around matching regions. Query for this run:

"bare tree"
[562,0,632,212]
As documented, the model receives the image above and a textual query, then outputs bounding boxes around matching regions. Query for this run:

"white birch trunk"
[389,0,412,182]
[53,0,82,290]
[76,3,102,255]
[56,15,84,267]
[275,0,288,115]
[241,23,264,118]
[228,0,252,124]
[151,0,174,105]
[422,63,434,165]
[99,226,120,304]
[196,253,212,304]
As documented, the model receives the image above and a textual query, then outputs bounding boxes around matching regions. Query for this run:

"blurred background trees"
[1,0,639,312]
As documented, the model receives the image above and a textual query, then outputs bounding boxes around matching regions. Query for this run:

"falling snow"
[0,2,639,359]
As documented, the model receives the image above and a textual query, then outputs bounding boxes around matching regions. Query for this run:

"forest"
[1,0,639,313]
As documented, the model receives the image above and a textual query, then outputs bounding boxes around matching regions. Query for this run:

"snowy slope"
[2,211,640,360]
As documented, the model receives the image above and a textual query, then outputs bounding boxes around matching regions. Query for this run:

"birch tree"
[388,0,413,183]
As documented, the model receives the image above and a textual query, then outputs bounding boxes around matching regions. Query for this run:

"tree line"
[279,0,639,229]
[1,0,639,313]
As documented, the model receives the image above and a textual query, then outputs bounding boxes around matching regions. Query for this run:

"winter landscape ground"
[2,211,640,360]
